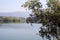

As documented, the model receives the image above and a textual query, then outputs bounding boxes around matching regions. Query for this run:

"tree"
[22,0,60,40]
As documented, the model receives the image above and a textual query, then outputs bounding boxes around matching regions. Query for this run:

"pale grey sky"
[0,0,47,12]
[0,0,47,18]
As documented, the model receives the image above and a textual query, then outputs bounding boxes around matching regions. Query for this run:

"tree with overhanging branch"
[22,0,60,40]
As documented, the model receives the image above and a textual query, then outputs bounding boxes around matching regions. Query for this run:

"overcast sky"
[0,0,47,12]
[0,0,47,18]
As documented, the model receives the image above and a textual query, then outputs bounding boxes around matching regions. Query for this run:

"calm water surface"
[0,23,46,40]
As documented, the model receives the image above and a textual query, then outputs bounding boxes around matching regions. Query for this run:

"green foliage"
[0,16,20,23]
[22,0,60,40]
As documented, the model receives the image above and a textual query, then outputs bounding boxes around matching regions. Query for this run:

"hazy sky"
[0,0,47,18]
[0,0,47,12]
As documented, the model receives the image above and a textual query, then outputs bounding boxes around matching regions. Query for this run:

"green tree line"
[0,16,20,23]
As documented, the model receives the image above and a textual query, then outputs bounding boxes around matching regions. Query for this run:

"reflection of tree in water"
[39,23,58,40]
[22,0,60,40]
[0,23,3,26]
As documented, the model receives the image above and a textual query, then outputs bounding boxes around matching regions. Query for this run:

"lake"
[0,23,47,40]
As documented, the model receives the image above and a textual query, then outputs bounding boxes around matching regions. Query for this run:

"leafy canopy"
[22,0,60,40]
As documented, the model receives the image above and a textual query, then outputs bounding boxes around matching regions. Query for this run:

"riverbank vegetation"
[0,16,25,23]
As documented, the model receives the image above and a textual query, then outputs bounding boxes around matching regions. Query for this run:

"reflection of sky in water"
[0,23,44,40]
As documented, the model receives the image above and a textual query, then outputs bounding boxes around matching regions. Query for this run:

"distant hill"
[0,11,31,18]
